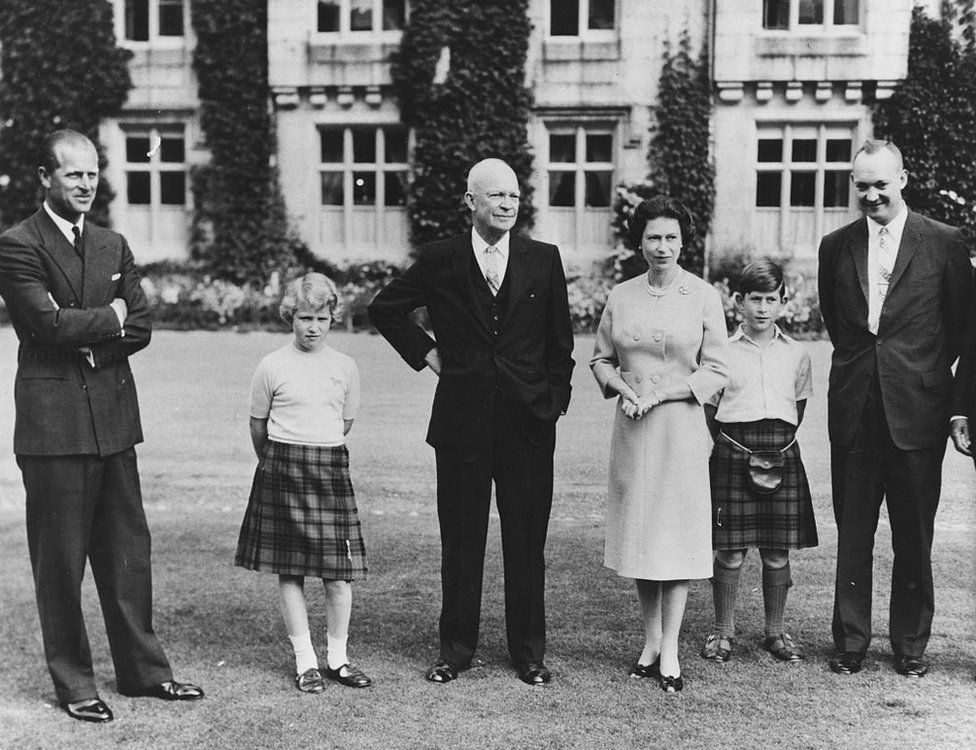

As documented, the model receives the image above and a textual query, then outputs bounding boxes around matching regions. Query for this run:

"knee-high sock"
[762,563,793,636]
[712,559,741,636]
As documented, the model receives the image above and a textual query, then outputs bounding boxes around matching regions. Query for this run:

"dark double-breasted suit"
[0,208,172,703]
[818,210,971,658]
[368,232,574,667]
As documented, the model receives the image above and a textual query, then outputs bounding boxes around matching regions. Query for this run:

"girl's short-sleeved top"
[250,342,361,446]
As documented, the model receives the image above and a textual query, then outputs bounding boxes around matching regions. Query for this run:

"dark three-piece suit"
[368,232,575,668]
[0,208,173,703]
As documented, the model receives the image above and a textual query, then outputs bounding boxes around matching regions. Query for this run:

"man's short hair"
[40,129,95,173]
[737,258,786,296]
[279,272,344,324]
[853,139,904,169]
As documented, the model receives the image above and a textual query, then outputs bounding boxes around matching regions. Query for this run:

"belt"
[18,347,84,362]
[718,431,796,454]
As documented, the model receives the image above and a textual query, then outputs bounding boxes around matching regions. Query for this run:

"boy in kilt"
[235,273,371,692]
[701,260,818,663]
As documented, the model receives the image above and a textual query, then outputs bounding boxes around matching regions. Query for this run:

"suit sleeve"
[545,246,575,415]
[0,231,122,346]
[88,237,152,368]
[367,255,437,371]
[817,236,837,343]
[950,258,976,417]
[943,231,973,366]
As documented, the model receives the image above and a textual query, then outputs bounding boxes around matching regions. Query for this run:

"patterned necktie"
[483,246,501,296]
[878,226,892,303]
[72,225,84,259]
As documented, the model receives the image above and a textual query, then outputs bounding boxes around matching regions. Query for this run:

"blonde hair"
[279,272,344,324]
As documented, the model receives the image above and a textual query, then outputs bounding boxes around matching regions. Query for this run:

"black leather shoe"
[629,656,661,679]
[829,652,864,675]
[122,680,205,700]
[659,674,684,693]
[63,698,114,723]
[425,660,459,683]
[894,655,929,678]
[516,661,551,686]
[324,663,372,688]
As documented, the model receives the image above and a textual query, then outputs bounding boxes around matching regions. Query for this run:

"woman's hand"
[619,390,640,420]
[634,391,662,419]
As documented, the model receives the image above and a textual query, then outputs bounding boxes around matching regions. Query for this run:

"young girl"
[235,273,371,692]
[701,259,818,664]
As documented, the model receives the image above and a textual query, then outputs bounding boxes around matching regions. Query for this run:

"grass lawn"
[0,327,974,749]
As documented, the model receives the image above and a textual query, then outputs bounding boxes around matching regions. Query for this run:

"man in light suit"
[368,158,575,685]
[0,130,203,723]
[818,139,971,678]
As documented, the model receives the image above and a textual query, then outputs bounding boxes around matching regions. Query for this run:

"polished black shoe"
[629,656,661,679]
[515,661,551,686]
[63,698,114,723]
[425,660,459,683]
[894,655,929,678]
[659,674,684,693]
[828,652,864,675]
[324,663,372,688]
[122,680,205,701]
[295,668,326,693]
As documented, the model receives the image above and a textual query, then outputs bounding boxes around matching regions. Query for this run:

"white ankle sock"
[327,634,348,670]
[288,631,318,674]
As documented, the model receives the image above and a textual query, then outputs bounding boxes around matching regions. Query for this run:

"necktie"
[483,246,501,296]
[72,225,84,260]
[878,226,892,303]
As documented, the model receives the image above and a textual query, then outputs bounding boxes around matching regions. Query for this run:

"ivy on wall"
[390,0,535,247]
[0,0,131,230]
[874,6,976,241]
[190,0,305,284]
[611,30,714,280]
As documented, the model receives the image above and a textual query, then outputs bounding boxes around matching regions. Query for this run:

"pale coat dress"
[591,269,729,580]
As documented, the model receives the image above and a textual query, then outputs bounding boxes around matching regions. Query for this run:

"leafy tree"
[390,0,535,247]
[0,0,131,229]
[190,0,305,284]
[874,6,976,240]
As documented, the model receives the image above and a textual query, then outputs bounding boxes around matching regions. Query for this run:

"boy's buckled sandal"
[763,633,804,662]
[700,634,734,662]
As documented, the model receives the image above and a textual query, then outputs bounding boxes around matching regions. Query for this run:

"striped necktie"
[483,246,501,296]
[878,226,892,303]
[72,225,84,260]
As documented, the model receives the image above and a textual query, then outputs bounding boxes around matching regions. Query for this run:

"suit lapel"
[503,234,530,321]
[451,234,491,336]
[846,218,870,307]
[81,226,114,306]
[34,209,83,300]
[885,211,921,296]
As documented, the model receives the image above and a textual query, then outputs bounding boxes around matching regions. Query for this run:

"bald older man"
[369,158,575,685]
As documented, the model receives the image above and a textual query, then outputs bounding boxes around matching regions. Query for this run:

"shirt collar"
[867,202,908,245]
[731,323,788,348]
[43,201,85,245]
[471,228,510,260]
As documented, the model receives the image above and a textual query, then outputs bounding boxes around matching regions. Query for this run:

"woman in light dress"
[591,196,728,693]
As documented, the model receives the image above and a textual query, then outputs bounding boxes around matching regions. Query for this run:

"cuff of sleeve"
[950,415,968,422]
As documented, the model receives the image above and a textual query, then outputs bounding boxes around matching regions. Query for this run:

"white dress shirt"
[471,228,510,287]
[866,204,908,335]
[43,201,85,244]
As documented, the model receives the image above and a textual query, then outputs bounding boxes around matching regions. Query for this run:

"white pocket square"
[111,272,122,281]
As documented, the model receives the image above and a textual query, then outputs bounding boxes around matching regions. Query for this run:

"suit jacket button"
[80,383,87,389]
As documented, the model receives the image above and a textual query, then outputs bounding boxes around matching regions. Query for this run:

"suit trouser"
[830,377,944,658]
[434,404,555,668]
[18,448,172,703]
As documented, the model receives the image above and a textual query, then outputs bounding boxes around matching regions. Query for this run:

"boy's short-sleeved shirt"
[250,342,360,446]
[708,324,812,426]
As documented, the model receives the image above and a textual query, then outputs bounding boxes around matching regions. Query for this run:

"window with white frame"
[319,126,410,252]
[549,0,615,36]
[317,0,406,33]
[124,0,184,41]
[754,124,855,254]
[125,127,187,207]
[763,0,859,30]
[545,124,614,252]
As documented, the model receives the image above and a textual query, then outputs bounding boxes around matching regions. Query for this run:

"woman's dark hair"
[627,195,697,249]
[737,258,785,296]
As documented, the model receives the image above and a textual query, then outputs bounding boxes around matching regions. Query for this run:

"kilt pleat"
[235,441,368,579]
[709,419,818,550]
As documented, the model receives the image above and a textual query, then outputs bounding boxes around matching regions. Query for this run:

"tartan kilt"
[709,419,818,550]
[235,440,368,580]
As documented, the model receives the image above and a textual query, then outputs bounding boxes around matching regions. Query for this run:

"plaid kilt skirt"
[709,419,818,550]
[235,440,368,580]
